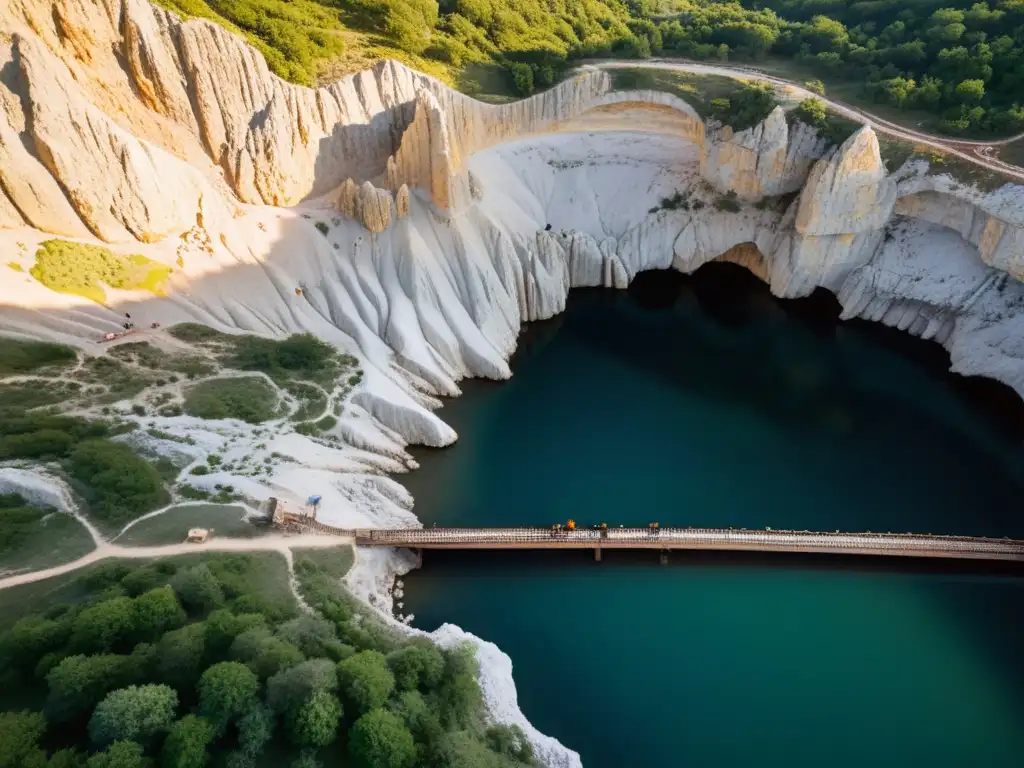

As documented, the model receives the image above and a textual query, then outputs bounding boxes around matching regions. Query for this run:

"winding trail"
[585,60,1024,183]
[0,532,353,592]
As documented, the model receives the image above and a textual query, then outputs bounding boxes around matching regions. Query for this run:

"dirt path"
[586,60,1024,184]
[0,532,353,592]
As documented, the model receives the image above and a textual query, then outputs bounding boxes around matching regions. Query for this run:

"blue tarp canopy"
[307,495,322,505]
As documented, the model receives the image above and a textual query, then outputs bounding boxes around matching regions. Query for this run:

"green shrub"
[190,465,210,476]
[314,222,329,237]
[184,378,280,423]
[315,415,337,432]
[227,334,343,387]
[66,438,170,528]
[167,323,225,344]
[714,191,742,213]
[30,240,171,304]
[286,382,328,422]
[0,338,77,375]
[0,494,49,554]
[177,485,211,501]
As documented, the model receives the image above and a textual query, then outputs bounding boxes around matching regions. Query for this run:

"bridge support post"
[594,547,602,562]
[660,550,668,566]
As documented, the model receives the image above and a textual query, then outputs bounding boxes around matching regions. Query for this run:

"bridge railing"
[349,526,1024,554]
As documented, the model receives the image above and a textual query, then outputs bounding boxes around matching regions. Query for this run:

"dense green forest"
[0,550,536,767]
[157,0,1024,136]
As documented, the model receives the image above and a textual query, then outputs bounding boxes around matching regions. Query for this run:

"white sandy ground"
[3,111,1024,766]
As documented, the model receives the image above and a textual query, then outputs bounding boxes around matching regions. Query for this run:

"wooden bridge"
[277,514,1024,562]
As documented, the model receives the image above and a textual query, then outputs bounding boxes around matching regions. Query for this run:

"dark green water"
[399,266,1024,768]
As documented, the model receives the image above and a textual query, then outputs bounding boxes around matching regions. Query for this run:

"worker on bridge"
[648,522,660,535]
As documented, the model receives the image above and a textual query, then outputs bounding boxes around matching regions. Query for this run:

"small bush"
[714,191,742,213]
[314,222,329,237]
[190,465,210,476]
[177,485,211,501]
[315,416,337,432]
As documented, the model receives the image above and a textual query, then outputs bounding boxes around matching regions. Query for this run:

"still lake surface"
[398,266,1024,768]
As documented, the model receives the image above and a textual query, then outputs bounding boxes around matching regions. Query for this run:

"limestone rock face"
[894,179,1024,279]
[12,33,225,242]
[700,108,829,201]
[388,89,468,212]
[0,104,91,238]
[396,185,410,217]
[795,126,896,237]
[337,178,395,233]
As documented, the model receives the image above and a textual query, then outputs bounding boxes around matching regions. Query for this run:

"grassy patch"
[877,137,1012,192]
[286,382,328,422]
[998,139,1024,171]
[169,325,357,389]
[609,68,775,129]
[0,338,77,376]
[0,381,81,411]
[183,376,281,423]
[293,414,337,437]
[0,493,95,573]
[79,357,156,403]
[107,341,215,378]
[165,323,224,344]
[116,504,263,546]
[30,240,171,305]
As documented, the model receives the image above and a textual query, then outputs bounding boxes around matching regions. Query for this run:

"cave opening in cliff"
[626,257,1024,438]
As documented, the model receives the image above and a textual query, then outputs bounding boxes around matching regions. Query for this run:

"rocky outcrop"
[795,127,896,236]
[338,179,395,233]
[387,89,469,213]
[700,107,829,201]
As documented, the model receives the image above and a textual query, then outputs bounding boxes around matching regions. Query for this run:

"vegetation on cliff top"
[156,0,1024,139]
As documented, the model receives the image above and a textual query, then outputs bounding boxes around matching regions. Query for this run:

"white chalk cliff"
[3,1,1024,762]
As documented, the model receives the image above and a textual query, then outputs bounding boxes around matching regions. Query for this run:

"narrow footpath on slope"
[0,532,353,592]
